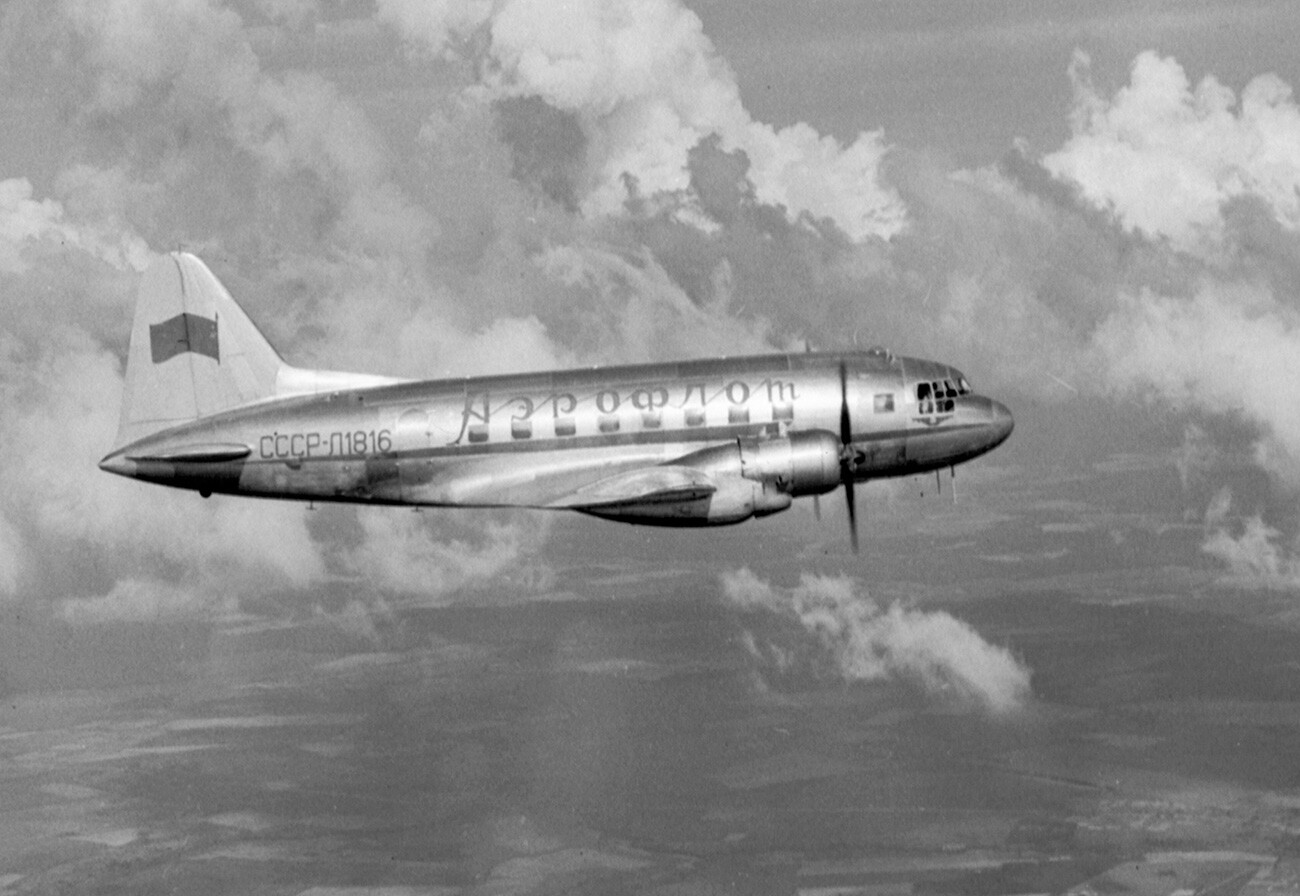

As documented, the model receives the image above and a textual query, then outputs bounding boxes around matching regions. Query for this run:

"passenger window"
[641,411,662,429]
[598,415,620,434]
[511,420,531,440]
[728,407,750,425]
[554,417,576,437]
[771,403,794,422]
[685,408,706,427]
[874,394,894,413]
[467,424,489,444]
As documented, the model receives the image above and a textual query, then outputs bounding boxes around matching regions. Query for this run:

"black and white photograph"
[2,0,1300,893]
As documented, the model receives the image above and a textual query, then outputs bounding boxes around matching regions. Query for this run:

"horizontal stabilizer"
[549,465,715,509]
[126,442,252,463]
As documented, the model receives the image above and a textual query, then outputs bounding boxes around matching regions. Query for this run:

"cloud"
[58,578,221,625]
[1093,279,1300,483]
[375,0,493,56]
[339,509,554,604]
[1201,488,1300,590]
[825,52,1300,496]
[1034,49,1300,487]
[381,0,906,241]
[0,176,151,273]
[1044,50,1300,252]
[0,178,69,273]
[533,241,773,362]
[0,309,328,599]
[720,569,1031,714]
[0,1,581,629]
[395,311,565,378]
[9,0,1300,642]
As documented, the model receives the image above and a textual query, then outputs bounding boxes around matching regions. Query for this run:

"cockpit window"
[917,380,956,414]
[958,377,971,394]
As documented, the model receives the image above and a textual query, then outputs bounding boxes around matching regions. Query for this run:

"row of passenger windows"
[467,403,795,442]
[463,391,913,443]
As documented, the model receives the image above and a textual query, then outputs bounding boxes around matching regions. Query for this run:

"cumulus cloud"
[912,50,1300,498]
[1045,50,1300,252]
[0,286,327,601]
[0,177,150,273]
[534,241,772,361]
[8,0,1300,641]
[63,0,255,114]
[340,509,554,604]
[720,569,1031,714]
[0,0,781,636]
[382,0,906,240]
[0,0,567,629]
[375,0,493,56]
[1093,280,1300,481]
[0,178,69,273]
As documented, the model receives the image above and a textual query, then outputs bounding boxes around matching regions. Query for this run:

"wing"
[546,465,716,511]
[396,444,788,524]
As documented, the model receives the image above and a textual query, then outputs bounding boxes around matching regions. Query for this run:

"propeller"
[810,340,821,524]
[838,360,860,554]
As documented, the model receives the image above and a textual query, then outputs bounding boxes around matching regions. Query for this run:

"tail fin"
[113,252,410,450]
[114,252,284,447]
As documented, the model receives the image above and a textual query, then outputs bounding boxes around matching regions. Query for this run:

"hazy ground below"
[4,452,1300,894]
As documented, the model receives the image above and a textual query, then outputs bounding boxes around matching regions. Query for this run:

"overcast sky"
[2,0,1300,646]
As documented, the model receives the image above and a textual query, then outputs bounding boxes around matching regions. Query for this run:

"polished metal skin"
[100,254,1013,544]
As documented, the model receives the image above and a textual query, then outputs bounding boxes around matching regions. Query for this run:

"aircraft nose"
[989,400,1014,445]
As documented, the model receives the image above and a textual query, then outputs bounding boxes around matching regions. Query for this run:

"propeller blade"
[838,360,852,448]
[845,478,859,554]
[838,359,859,553]
[813,494,821,521]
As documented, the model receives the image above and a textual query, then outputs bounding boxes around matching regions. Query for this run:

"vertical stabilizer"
[114,252,285,448]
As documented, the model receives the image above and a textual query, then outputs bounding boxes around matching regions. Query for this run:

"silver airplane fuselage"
[101,348,1012,526]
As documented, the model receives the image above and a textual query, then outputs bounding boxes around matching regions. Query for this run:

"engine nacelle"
[581,432,842,526]
[580,431,842,527]
[578,471,791,526]
[738,430,842,496]
[703,475,793,524]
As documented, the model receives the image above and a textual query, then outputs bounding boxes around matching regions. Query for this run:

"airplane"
[99,252,1013,551]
